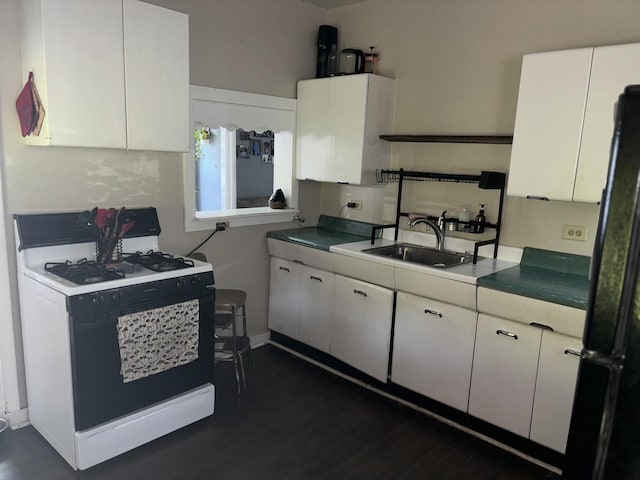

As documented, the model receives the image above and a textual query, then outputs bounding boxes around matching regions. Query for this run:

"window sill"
[187,208,298,231]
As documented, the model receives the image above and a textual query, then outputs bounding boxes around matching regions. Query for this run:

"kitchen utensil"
[340,49,365,75]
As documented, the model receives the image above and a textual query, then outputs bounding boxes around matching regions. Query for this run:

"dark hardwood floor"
[0,345,559,479]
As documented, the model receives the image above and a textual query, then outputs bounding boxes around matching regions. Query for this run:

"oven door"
[69,278,215,431]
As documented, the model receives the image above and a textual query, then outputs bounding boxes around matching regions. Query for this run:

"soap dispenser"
[474,204,486,234]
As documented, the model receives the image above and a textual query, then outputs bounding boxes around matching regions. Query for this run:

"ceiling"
[299,0,365,9]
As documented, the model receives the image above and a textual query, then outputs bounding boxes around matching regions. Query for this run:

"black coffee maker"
[316,25,338,78]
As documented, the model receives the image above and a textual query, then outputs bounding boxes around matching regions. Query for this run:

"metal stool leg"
[230,305,243,395]
[241,304,255,372]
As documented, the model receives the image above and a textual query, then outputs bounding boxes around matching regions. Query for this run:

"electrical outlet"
[348,200,363,210]
[215,221,229,231]
[562,225,587,242]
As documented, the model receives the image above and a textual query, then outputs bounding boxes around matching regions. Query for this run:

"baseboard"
[250,331,270,349]
[6,407,30,429]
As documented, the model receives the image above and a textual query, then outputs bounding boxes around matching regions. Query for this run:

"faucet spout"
[408,216,445,251]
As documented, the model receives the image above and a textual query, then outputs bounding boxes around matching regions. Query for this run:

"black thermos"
[316,25,338,78]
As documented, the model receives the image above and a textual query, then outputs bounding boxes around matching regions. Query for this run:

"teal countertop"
[477,248,591,310]
[266,215,377,251]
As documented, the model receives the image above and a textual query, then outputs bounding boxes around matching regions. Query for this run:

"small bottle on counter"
[474,204,486,233]
[458,205,471,232]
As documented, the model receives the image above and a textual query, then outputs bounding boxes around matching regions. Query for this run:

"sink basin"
[362,243,473,269]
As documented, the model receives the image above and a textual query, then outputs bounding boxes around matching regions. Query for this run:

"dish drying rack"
[372,169,506,264]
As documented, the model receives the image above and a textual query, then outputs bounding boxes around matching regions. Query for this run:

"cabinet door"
[530,332,582,453]
[123,0,189,152]
[330,75,368,184]
[468,314,542,437]
[268,258,300,339]
[507,48,593,201]
[296,78,332,182]
[331,275,394,382]
[574,43,640,203]
[391,292,477,412]
[298,266,334,353]
[21,0,126,148]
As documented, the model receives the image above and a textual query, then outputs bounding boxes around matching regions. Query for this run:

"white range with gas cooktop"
[14,208,215,470]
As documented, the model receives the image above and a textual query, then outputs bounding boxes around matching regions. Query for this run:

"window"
[183,86,297,231]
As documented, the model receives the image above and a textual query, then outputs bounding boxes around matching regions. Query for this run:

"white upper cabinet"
[574,43,640,202]
[508,43,640,203]
[296,74,394,184]
[123,0,189,152]
[20,0,127,149]
[507,48,592,202]
[20,0,189,152]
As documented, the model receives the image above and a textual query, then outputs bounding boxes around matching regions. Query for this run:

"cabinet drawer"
[267,239,333,271]
[332,254,395,289]
[477,287,585,337]
[395,267,476,309]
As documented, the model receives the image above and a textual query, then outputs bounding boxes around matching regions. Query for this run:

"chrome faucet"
[408,210,447,251]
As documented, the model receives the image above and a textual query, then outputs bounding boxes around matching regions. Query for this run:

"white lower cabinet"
[468,314,543,438]
[268,258,301,339]
[331,275,394,382]
[468,313,582,453]
[268,258,334,353]
[391,292,477,412]
[530,332,582,453]
[297,267,334,353]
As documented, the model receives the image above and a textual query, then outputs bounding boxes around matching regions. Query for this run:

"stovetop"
[42,251,199,286]
[45,260,126,285]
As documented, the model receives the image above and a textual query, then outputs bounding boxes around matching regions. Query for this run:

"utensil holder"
[96,239,123,265]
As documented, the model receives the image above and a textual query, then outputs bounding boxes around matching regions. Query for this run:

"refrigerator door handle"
[581,349,624,371]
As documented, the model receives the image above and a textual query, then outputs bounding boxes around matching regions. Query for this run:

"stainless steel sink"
[362,243,473,269]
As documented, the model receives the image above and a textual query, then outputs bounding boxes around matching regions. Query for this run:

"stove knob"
[190,276,199,286]
[176,279,184,288]
[111,292,119,302]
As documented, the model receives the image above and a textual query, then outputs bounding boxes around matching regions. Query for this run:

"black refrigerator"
[563,85,640,479]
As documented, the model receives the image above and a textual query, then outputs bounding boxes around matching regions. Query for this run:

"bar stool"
[215,289,254,394]
[189,253,254,394]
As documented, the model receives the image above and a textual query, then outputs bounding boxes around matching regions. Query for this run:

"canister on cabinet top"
[365,46,379,74]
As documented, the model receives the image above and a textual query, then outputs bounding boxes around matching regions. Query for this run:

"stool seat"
[215,289,247,312]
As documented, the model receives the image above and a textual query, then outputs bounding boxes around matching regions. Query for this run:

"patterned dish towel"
[117,299,200,383]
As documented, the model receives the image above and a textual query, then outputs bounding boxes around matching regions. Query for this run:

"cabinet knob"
[310,275,322,282]
[424,308,443,318]
[526,195,550,201]
[564,348,581,357]
[496,329,518,340]
[353,289,368,297]
[279,266,290,272]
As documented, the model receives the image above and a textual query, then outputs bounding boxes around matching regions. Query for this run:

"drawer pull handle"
[529,322,554,331]
[526,195,550,201]
[310,275,322,282]
[353,289,368,297]
[496,329,518,340]
[292,259,304,264]
[424,309,443,317]
[279,266,290,272]
[564,348,581,357]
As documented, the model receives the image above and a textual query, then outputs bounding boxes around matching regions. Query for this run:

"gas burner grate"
[45,259,126,285]
[122,250,194,272]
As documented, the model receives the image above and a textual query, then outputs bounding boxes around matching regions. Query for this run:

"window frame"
[183,86,298,231]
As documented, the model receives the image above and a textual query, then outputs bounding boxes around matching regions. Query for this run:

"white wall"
[0,0,325,415]
[324,0,640,256]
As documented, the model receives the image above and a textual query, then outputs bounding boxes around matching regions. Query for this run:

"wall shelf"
[379,134,513,144]
[372,169,506,263]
